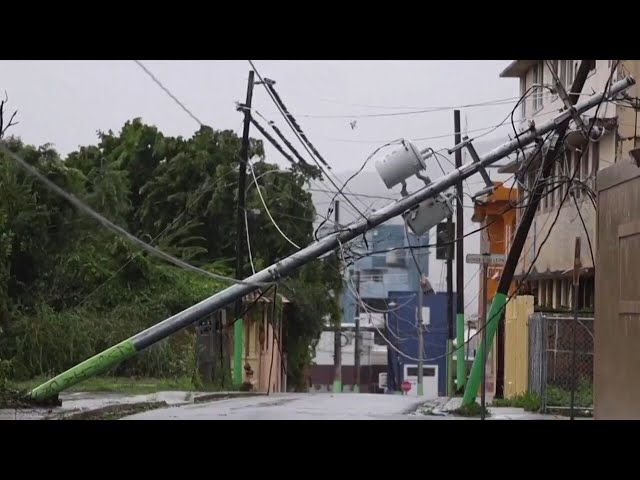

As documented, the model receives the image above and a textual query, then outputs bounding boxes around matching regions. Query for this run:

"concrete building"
[311,329,387,393]
[310,222,437,393]
[497,60,639,312]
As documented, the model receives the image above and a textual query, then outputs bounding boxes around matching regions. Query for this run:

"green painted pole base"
[29,339,137,400]
[234,319,243,385]
[417,383,424,396]
[462,292,507,406]
[446,339,455,397]
[333,380,342,393]
[456,313,466,391]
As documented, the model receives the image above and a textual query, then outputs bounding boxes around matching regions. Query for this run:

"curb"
[55,401,169,420]
[193,392,266,404]
[44,391,269,420]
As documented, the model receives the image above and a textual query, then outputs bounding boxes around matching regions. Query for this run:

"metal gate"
[528,313,594,414]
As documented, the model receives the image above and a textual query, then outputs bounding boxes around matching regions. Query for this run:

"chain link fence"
[528,313,594,414]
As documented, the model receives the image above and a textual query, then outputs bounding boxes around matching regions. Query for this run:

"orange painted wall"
[472,183,518,395]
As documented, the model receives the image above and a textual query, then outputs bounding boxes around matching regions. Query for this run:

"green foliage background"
[0,119,341,389]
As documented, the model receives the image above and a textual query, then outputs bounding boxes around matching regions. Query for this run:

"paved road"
[124,393,429,420]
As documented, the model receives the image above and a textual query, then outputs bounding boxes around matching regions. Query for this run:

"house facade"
[229,292,289,393]
[471,181,518,396]
[498,60,639,312]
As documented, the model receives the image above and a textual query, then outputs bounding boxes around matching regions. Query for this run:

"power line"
[248,60,371,219]
[0,143,270,287]
[247,157,301,250]
[296,94,565,118]
[133,60,205,127]
[307,188,398,201]
[313,139,403,240]
[319,103,592,145]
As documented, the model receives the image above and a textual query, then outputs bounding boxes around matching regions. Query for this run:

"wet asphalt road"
[123,393,429,420]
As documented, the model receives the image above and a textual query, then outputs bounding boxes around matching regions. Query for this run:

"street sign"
[401,380,412,395]
[466,253,506,265]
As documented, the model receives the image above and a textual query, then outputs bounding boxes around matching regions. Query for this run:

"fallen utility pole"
[29,77,634,400]
[454,109,466,392]
[233,70,255,386]
[461,61,630,406]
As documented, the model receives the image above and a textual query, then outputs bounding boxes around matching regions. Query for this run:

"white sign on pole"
[466,253,506,265]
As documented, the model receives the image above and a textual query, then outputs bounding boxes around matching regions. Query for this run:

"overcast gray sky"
[0,60,519,314]
[0,60,517,162]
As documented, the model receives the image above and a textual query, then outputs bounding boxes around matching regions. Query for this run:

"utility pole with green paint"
[462,60,596,406]
[454,109,466,392]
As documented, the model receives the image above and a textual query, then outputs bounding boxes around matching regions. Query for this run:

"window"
[554,161,562,206]
[374,331,386,346]
[591,141,600,177]
[543,180,550,210]
[533,61,544,111]
[406,367,436,377]
[520,79,526,118]
[362,269,384,282]
[578,277,595,309]
[559,60,575,90]
[565,150,574,201]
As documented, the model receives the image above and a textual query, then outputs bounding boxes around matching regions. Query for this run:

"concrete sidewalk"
[0,391,264,420]
[410,396,588,420]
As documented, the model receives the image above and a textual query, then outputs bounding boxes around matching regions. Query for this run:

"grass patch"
[491,392,541,412]
[546,378,592,409]
[8,375,226,397]
[452,402,490,418]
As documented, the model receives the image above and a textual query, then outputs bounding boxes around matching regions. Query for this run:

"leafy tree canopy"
[0,118,341,388]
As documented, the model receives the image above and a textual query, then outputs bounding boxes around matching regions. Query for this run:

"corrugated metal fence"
[528,313,594,413]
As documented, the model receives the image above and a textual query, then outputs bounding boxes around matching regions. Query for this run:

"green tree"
[0,116,342,389]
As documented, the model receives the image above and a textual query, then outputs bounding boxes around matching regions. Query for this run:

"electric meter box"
[375,140,426,189]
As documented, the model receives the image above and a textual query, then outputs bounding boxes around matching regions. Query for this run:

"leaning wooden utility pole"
[462,60,596,406]
[26,75,633,401]
[233,70,255,386]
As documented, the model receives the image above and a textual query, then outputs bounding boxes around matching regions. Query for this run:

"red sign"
[401,381,412,394]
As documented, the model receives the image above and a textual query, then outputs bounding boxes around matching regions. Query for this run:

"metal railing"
[528,313,594,414]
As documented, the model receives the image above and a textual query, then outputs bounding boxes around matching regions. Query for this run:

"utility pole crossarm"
[28,77,635,401]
